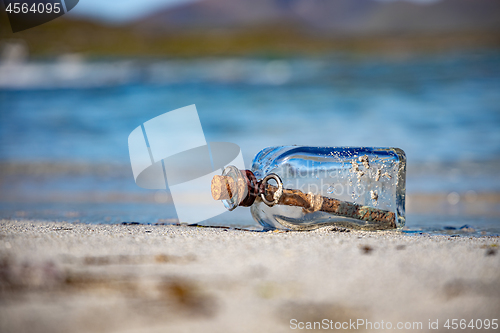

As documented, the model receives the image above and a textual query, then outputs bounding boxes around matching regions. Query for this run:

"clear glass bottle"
[211,146,406,231]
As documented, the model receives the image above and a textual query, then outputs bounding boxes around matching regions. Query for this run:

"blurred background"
[0,0,499,234]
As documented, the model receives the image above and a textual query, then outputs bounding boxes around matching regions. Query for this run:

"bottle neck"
[238,170,259,207]
[211,168,259,208]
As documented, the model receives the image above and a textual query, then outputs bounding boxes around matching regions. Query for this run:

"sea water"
[0,51,499,235]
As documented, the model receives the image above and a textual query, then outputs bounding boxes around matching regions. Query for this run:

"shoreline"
[1,219,498,332]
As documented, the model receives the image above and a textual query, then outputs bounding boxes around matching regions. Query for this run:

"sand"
[0,219,499,333]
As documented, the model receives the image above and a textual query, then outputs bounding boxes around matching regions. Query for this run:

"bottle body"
[250,146,406,230]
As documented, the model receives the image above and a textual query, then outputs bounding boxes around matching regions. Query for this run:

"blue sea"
[1,50,499,235]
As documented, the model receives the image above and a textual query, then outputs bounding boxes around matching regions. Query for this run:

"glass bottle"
[211,146,406,231]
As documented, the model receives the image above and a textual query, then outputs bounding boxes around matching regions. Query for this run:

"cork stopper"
[211,175,236,200]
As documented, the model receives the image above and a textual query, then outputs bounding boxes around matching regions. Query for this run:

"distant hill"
[1,0,499,57]
[134,0,500,36]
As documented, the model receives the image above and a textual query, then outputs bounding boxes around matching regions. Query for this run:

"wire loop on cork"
[260,173,283,206]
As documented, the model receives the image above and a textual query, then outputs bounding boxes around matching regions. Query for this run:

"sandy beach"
[0,219,498,333]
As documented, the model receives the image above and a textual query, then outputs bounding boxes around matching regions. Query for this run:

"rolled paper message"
[211,173,396,228]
